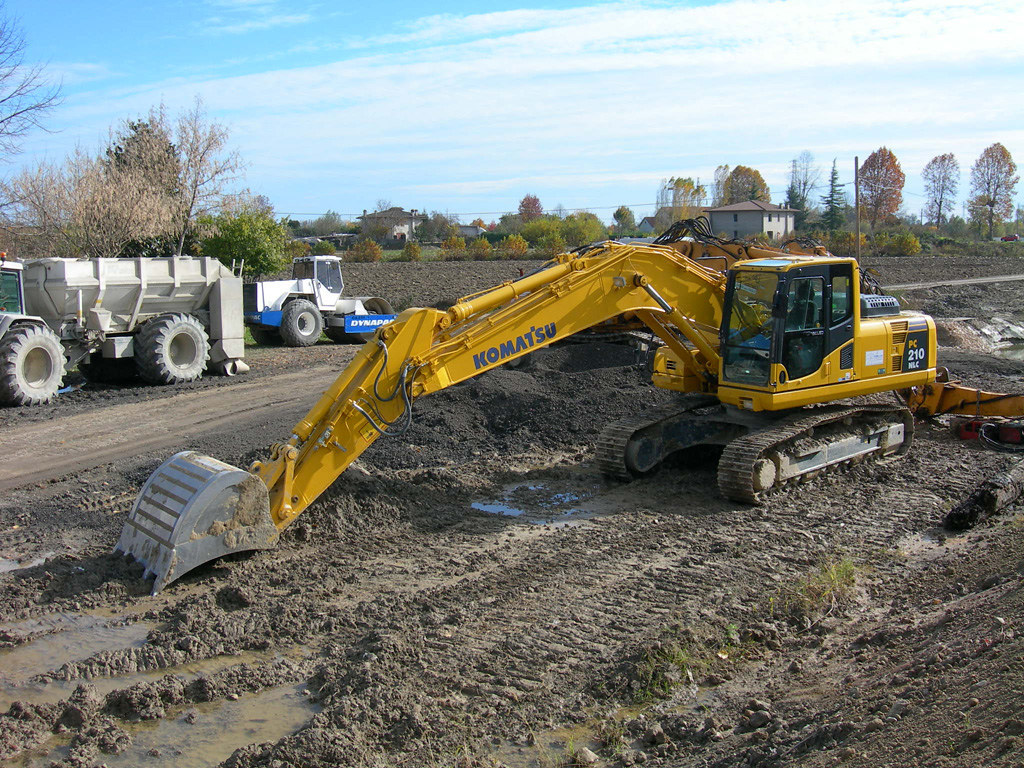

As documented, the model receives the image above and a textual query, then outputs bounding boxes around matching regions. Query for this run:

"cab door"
[778,263,856,386]
[779,272,827,383]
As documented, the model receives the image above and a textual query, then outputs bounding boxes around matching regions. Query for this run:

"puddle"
[994,343,1024,362]
[471,482,602,527]
[0,552,55,574]
[896,530,951,560]
[15,682,319,768]
[0,613,156,710]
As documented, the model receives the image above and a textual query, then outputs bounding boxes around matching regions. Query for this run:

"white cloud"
[23,0,1024,213]
[204,13,311,34]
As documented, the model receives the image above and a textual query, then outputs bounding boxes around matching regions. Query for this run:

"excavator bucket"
[115,451,279,594]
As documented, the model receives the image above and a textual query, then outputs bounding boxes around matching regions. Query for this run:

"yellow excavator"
[117,232,943,593]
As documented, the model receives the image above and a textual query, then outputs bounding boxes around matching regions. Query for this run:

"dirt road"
[2,254,1024,768]
[0,363,348,491]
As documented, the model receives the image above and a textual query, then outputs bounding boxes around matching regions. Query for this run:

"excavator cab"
[715,257,936,412]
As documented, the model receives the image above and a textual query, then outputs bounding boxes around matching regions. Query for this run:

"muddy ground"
[1,251,1024,768]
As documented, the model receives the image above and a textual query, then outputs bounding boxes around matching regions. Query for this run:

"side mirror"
[772,289,788,318]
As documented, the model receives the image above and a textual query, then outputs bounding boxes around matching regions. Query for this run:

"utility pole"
[854,157,861,261]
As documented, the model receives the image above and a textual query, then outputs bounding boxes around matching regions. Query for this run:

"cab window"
[292,261,314,280]
[786,277,824,330]
[0,270,21,314]
[316,260,342,292]
[722,271,778,386]
[831,271,852,324]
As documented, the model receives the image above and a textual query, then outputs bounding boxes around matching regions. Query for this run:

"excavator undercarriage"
[596,398,913,502]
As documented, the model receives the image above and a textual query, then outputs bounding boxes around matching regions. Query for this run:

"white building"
[704,201,796,240]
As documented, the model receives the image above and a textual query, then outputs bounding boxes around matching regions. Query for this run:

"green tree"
[200,204,289,277]
[520,217,562,245]
[537,232,566,256]
[417,211,458,241]
[560,211,606,247]
[820,160,846,232]
[310,239,336,255]
[612,205,636,233]
[723,166,770,204]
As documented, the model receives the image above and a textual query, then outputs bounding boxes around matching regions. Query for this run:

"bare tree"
[11,147,173,258]
[711,165,730,207]
[969,143,1019,239]
[0,9,60,160]
[170,98,242,256]
[922,153,958,226]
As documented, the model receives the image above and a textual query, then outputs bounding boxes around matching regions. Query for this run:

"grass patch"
[769,556,857,629]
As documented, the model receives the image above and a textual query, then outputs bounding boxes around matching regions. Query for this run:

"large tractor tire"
[248,325,282,346]
[0,325,66,406]
[326,298,395,344]
[135,313,210,385]
[280,299,323,347]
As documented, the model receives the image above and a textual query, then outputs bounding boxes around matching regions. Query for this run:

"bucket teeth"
[116,451,278,594]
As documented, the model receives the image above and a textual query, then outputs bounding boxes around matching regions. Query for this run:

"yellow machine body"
[119,239,939,592]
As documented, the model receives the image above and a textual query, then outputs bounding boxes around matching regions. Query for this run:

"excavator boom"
[120,242,731,591]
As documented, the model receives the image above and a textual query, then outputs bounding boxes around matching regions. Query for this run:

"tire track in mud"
[220,438,1010,765]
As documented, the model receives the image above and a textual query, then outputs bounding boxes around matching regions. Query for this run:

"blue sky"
[7,0,1024,224]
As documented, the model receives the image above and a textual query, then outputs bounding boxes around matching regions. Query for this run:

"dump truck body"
[0,256,247,406]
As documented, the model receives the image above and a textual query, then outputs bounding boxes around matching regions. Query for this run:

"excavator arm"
[118,241,732,592]
[904,367,1024,418]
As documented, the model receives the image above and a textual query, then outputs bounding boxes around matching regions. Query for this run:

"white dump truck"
[243,254,395,346]
[0,255,247,406]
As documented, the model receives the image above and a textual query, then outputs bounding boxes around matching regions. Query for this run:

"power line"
[278,202,662,219]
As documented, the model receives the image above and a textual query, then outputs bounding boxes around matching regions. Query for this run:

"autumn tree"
[968,142,1019,238]
[722,166,770,205]
[10,148,174,259]
[858,147,904,230]
[819,160,846,232]
[783,151,821,229]
[657,177,706,221]
[922,153,959,226]
[103,111,185,256]
[518,194,543,221]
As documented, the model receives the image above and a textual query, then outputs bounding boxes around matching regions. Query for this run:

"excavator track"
[717,404,914,504]
[596,397,722,480]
